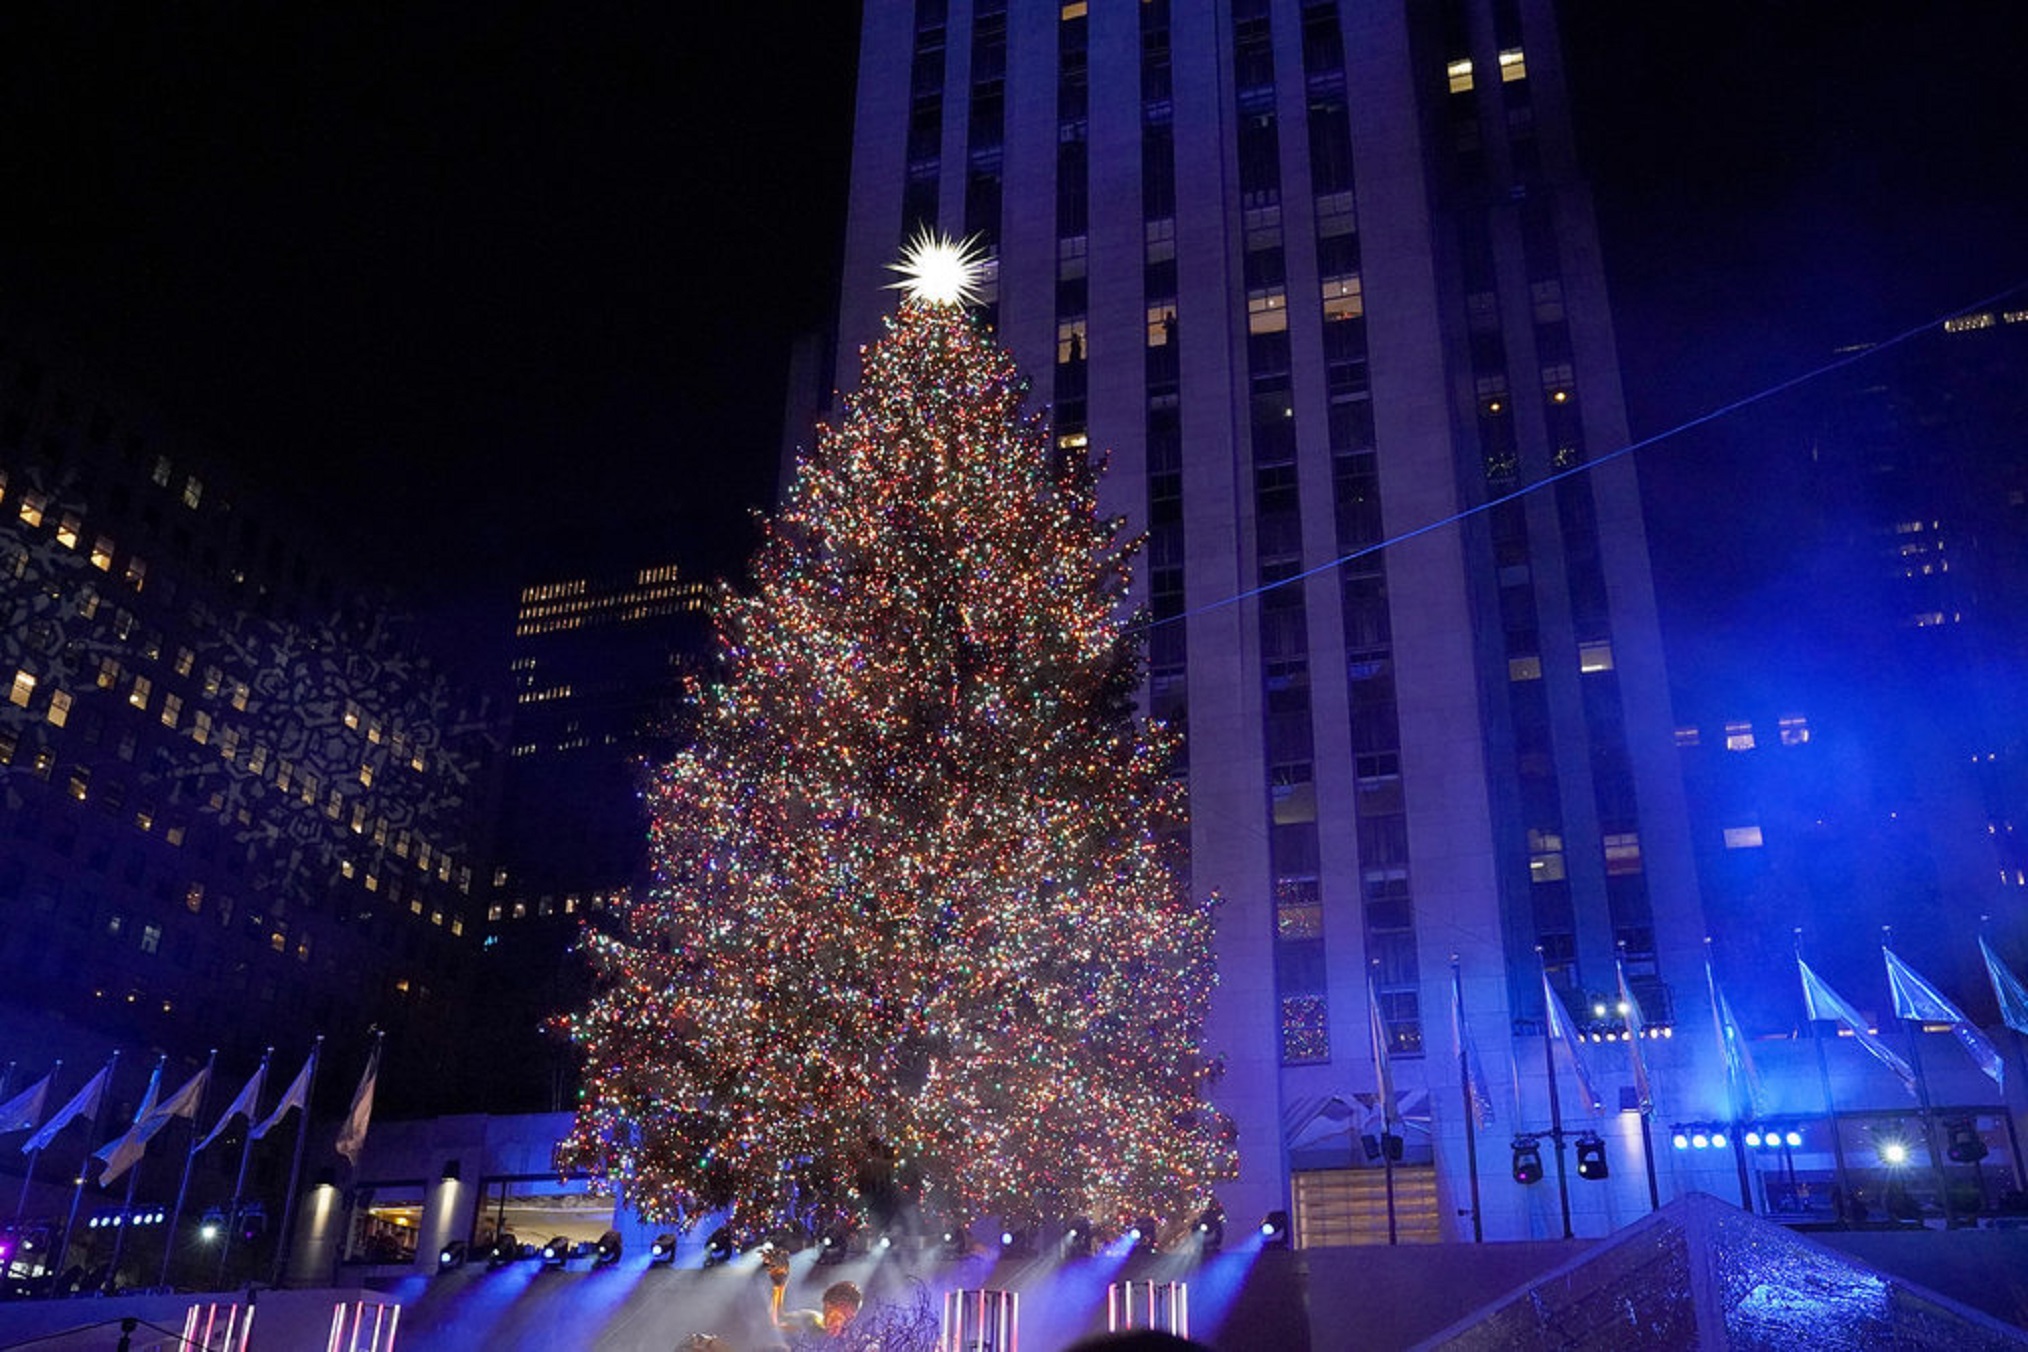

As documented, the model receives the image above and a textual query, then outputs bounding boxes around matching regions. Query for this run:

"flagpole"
[270,1037,323,1288]
[1883,929,1955,1228]
[56,1051,119,1287]
[1703,940,1753,1212]
[1536,949,1574,1239]
[106,1054,167,1289]
[161,1050,219,1290]
[1451,957,1483,1242]
[13,1059,60,1235]
[1978,924,2028,1184]
[1369,963,1398,1245]
[1795,931,1854,1222]
[215,1048,271,1289]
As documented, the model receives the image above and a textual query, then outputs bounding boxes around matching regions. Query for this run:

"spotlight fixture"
[1129,1216,1158,1254]
[998,1225,1034,1258]
[1361,1133,1405,1162]
[1511,1135,1544,1185]
[437,1240,468,1272]
[1946,1119,1988,1164]
[1879,1139,1911,1167]
[703,1227,735,1267]
[540,1236,572,1268]
[1063,1217,1093,1257]
[817,1221,855,1265]
[1744,1130,1763,1148]
[939,1220,971,1260]
[594,1230,623,1267]
[1194,1207,1225,1254]
[487,1231,522,1266]
[875,1233,895,1251]
[1575,1133,1609,1181]
[1259,1210,1290,1250]
[648,1234,678,1266]
[1783,1130,1802,1149]
[1671,1128,1690,1151]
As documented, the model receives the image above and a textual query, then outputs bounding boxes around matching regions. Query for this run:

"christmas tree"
[559,237,1234,1241]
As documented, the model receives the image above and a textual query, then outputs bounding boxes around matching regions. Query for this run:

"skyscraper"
[832,0,1710,1239]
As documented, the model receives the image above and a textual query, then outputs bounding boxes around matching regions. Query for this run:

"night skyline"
[3,4,2023,616]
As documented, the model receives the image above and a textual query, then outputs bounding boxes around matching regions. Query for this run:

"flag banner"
[1981,937,2028,1038]
[250,1049,315,1140]
[22,1061,112,1155]
[1451,977,1495,1129]
[1715,985,1766,1120]
[1367,975,1396,1125]
[1798,958,1915,1093]
[1884,947,2004,1089]
[0,1073,51,1135]
[336,1041,380,1167]
[93,1060,164,1187]
[1617,959,1654,1113]
[196,1061,267,1153]
[1541,970,1605,1113]
[95,1065,207,1188]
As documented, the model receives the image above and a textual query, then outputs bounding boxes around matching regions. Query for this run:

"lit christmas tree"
[559,237,1234,1241]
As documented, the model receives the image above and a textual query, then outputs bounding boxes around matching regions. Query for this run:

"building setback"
[831,0,1715,1239]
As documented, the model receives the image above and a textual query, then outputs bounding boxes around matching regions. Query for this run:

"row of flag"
[1430,936,2028,1132]
[0,1038,380,1186]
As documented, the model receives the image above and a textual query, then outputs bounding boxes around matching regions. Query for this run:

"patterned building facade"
[831,0,1716,1239]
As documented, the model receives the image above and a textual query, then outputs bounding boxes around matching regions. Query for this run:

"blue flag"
[1884,947,2002,1090]
[1542,969,1604,1113]
[1798,958,1914,1094]
[1982,937,2028,1038]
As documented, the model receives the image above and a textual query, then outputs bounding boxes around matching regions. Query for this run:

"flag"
[1367,974,1396,1126]
[1617,958,1653,1113]
[1981,936,2028,1037]
[95,1065,207,1188]
[1541,969,1604,1113]
[1451,973,1495,1129]
[335,1040,380,1167]
[1713,982,1765,1121]
[196,1058,267,1153]
[1798,957,1914,1093]
[22,1060,112,1155]
[250,1047,315,1140]
[0,1072,52,1135]
[93,1059,163,1187]
[1884,947,2004,1089]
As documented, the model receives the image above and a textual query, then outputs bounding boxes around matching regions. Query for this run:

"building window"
[125,556,146,590]
[46,688,72,728]
[1446,58,1474,94]
[1779,715,1810,746]
[1578,640,1614,673]
[129,675,152,711]
[182,475,203,509]
[1674,726,1700,747]
[1723,825,1764,849]
[160,693,182,729]
[1247,287,1287,334]
[9,669,36,707]
[56,512,81,549]
[1724,722,1754,752]
[1281,994,1330,1064]
[140,923,162,955]
[18,492,46,527]
[90,536,114,571]
[1528,829,1565,882]
[1320,273,1363,321]
[1498,48,1527,81]
[1508,655,1542,682]
[1603,832,1643,876]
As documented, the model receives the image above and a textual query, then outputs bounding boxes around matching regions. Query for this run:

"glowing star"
[886,229,988,307]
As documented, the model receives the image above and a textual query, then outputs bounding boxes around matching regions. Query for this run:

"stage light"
[1671,1129,1689,1151]
[649,1234,677,1266]
[1690,1132,1709,1150]
[1783,1130,1802,1148]
[1511,1136,1544,1184]
[540,1236,571,1268]
[939,1220,970,1259]
[1194,1207,1225,1254]
[1946,1119,1988,1164]
[876,1233,895,1251]
[595,1230,623,1267]
[488,1231,521,1266]
[1259,1211,1290,1249]
[1710,1131,1729,1149]
[1130,1216,1157,1253]
[1744,1130,1763,1148]
[1575,1133,1608,1181]
[703,1228,735,1267]
[998,1225,1034,1258]
[438,1241,468,1272]
[817,1221,855,1264]
[1879,1139,1910,1166]
[1063,1217,1093,1257]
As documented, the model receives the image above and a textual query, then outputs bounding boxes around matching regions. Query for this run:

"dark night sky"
[2,3,2024,623]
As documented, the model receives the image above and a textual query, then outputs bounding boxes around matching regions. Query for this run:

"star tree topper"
[886,229,989,307]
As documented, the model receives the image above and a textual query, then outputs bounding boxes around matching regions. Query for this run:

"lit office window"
[1320,273,1363,321]
[91,536,114,571]
[46,689,72,728]
[1724,722,1754,751]
[1578,640,1614,673]
[1498,48,1527,81]
[1778,715,1810,746]
[9,670,36,707]
[1446,58,1473,94]
[1603,833,1643,876]
[56,512,81,549]
[1247,287,1287,334]
[1723,826,1764,849]
[18,492,47,527]
[129,675,151,711]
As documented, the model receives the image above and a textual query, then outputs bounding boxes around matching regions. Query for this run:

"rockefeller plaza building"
[833,0,1770,1242]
